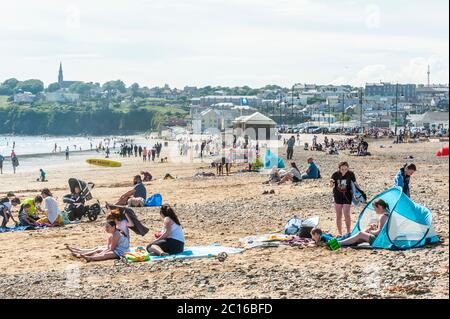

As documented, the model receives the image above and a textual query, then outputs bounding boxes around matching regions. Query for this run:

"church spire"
[58,62,64,86]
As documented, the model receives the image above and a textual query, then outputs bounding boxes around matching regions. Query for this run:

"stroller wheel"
[87,211,98,221]
[87,204,101,221]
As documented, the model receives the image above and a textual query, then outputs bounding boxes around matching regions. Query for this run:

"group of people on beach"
[0,150,19,174]
[67,204,185,262]
[309,161,417,248]
[119,143,163,162]
[0,188,62,228]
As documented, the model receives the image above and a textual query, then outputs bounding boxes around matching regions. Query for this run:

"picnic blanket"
[239,234,315,249]
[124,244,243,263]
[0,225,46,233]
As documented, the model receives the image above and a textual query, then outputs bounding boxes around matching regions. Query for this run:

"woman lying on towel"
[338,199,390,247]
[67,221,129,262]
[147,204,185,256]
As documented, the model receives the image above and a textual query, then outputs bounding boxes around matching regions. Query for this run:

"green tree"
[16,79,44,94]
[69,82,95,96]
[129,83,140,98]
[0,78,20,95]
[102,80,126,95]
[47,82,61,92]
[3,78,19,90]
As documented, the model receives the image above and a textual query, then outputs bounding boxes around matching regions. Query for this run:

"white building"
[14,92,36,103]
[407,111,449,129]
[45,92,80,103]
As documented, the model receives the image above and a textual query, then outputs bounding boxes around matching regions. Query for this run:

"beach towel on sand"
[239,234,315,249]
[0,225,46,233]
[124,244,243,263]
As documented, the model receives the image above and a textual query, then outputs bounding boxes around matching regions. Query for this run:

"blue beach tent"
[263,149,285,169]
[351,187,439,250]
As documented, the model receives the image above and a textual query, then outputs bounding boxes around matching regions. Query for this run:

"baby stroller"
[63,178,102,222]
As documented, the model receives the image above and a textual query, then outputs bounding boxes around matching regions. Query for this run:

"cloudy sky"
[0,0,448,88]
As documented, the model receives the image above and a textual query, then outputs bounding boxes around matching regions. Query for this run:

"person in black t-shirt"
[329,161,359,236]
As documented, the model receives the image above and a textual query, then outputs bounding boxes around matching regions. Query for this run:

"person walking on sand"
[286,136,295,160]
[11,151,19,174]
[329,162,360,236]
[394,163,416,198]
[65,147,70,160]
[0,154,4,174]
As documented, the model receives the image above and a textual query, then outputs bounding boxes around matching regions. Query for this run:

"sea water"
[0,134,158,173]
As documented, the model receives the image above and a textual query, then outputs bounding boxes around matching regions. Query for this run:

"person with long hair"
[329,162,359,236]
[147,204,185,256]
[67,220,129,262]
[278,162,302,184]
[338,199,390,246]
[106,208,134,238]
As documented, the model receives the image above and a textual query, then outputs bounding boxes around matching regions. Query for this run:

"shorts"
[150,238,184,255]
[369,234,376,245]
[333,191,353,205]
[293,176,301,183]
[127,197,144,207]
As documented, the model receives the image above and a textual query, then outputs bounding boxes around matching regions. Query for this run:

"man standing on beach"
[0,153,4,174]
[286,136,295,160]
[65,147,70,160]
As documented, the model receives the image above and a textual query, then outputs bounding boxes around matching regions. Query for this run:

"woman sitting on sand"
[147,204,185,256]
[67,220,130,262]
[338,199,390,247]
[278,163,302,184]
[106,209,134,238]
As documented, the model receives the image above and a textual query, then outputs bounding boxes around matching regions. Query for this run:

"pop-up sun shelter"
[263,149,285,169]
[351,187,439,250]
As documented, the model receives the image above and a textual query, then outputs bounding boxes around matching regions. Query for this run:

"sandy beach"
[0,136,448,299]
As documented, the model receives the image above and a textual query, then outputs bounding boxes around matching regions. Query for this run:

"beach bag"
[60,211,71,225]
[144,194,163,207]
[351,182,367,206]
[299,216,320,238]
[283,216,302,235]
